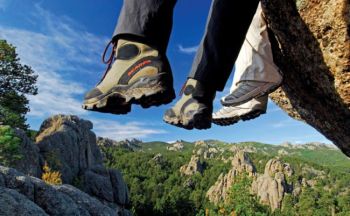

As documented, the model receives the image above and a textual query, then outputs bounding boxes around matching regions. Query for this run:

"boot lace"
[98,40,117,84]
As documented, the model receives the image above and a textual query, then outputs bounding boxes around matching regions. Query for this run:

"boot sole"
[212,109,266,126]
[221,80,282,107]
[82,73,175,114]
[163,110,212,130]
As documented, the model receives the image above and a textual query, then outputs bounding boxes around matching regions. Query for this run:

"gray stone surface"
[206,151,256,204]
[252,159,294,211]
[0,165,131,216]
[11,129,42,177]
[0,115,132,215]
[0,187,48,216]
[36,115,103,183]
[264,0,350,156]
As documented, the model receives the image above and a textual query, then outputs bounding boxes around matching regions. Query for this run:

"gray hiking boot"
[213,95,268,126]
[221,78,282,107]
[82,39,175,114]
[163,78,215,130]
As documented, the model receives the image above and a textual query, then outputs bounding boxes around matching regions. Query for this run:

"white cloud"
[91,118,166,140]
[0,4,110,117]
[178,44,198,54]
[271,119,297,128]
[0,4,167,140]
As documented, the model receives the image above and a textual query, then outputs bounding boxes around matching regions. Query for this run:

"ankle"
[184,78,216,102]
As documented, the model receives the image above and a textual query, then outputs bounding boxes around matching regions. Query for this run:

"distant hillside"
[100,139,350,216]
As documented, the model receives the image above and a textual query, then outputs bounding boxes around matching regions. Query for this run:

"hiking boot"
[82,39,175,114]
[221,78,281,107]
[163,78,215,130]
[213,95,267,126]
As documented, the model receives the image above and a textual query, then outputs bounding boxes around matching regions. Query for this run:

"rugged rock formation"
[0,166,130,216]
[97,137,141,150]
[278,149,289,156]
[36,115,103,183]
[231,151,256,176]
[180,155,204,176]
[152,153,164,164]
[252,159,293,211]
[229,145,257,154]
[262,0,350,156]
[167,141,184,152]
[194,140,206,147]
[11,129,42,177]
[206,151,256,204]
[195,143,219,159]
[1,115,131,215]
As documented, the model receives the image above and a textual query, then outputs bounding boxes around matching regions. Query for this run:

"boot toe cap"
[84,88,103,100]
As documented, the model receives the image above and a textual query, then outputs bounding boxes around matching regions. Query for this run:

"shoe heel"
[193,111,212,130]
[133,73,176,108]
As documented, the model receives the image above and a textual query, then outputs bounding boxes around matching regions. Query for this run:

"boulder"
[262,0,350,156]
[206,151,256,204]
[231,151,256,176]
[33,115,130,208]
[195,145,219,159]
[97,137,141,150]
[180,155,204,176]
[36,115,103,183]
[252,159,293,211]
[82,166,129,205]
[167,141,184,152]
[152,153,164,164]
[0,187,48,216]
[0,166,130,216]
[10,129,42,177]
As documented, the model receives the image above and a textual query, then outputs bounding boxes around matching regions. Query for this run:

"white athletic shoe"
[213,96,268,126]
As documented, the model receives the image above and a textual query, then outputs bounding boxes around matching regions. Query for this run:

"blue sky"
[0,0,331,144]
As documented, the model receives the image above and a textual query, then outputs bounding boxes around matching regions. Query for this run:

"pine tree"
[0,40,38,130]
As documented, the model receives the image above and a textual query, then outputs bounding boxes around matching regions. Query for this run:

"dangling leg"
[213,3,282,126]
[220,4,282,107]
[164,0,260,130]
[83,0,177,114]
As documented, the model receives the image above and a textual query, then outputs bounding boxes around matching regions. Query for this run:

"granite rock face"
[206,151,256,204]
[36,115,103,183]
[1,115,131,215]
[252,159,293,211]
[167,141,185,152]
[0,166,130,216]
[180,155,204,176]
[262,0,350,156]
[11,129,42,177]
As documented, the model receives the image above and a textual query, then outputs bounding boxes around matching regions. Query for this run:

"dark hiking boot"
[82,39,175,114]
[163,78,215,130]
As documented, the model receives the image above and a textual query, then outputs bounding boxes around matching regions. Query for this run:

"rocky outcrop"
[0,166,130,216]
[36,115,103,183]
[195,143,219,159]
[1,115,131,215]
[252,159,293,211]
[229,145,257,154]
[180,155,204,176]
[231,151,256,176]
[11,129,42,177]
[263,0,350,156]
[35,115,129,208]
[167,141,184,152]
[278,149,289,156]
[152,153,164,164]
[206,151,256,204]
[97,137,141,150]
